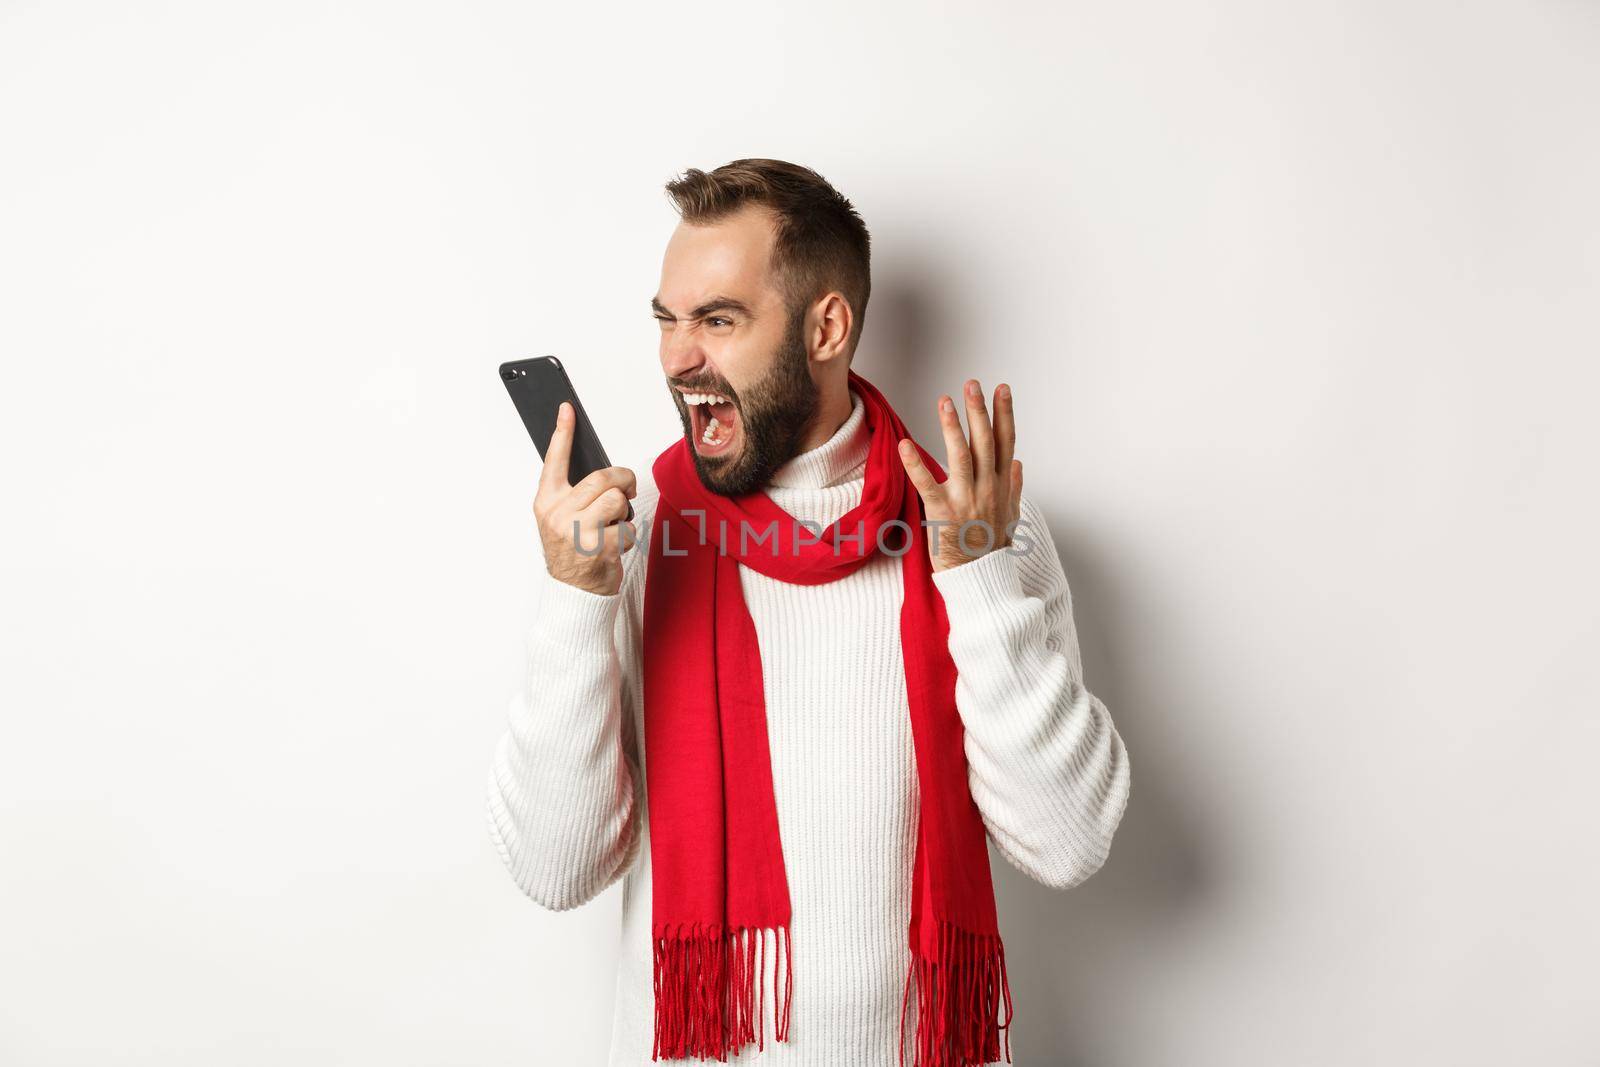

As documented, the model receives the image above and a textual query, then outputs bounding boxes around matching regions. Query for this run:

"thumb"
[899,438,946,511]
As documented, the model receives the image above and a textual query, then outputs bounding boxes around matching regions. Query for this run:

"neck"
[794,376,854,453]
[767,385,867,490]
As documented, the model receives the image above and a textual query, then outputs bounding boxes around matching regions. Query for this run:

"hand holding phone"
[501,356,637,596]
[533,402,637,595]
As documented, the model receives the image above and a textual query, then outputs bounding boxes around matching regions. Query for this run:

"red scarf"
[642,370,1013,1066]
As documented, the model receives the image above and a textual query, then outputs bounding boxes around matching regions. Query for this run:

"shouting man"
[486,159,1131,1066]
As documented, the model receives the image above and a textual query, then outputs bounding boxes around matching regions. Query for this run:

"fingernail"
[966,380,980,397]
[999,384,1011,401]
[941,396,953,413]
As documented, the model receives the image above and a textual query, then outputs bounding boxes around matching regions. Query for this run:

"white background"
[2,2,1596,1064]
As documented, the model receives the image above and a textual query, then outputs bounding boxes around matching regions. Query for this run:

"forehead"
[657,205,782,310]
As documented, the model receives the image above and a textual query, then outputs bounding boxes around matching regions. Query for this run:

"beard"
[670,307,820,497]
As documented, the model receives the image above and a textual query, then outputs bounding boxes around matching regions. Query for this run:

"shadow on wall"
[863,273,1215,1066]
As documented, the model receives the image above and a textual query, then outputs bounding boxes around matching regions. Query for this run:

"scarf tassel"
[651,922,792,1061]
[899,923,1015,1067]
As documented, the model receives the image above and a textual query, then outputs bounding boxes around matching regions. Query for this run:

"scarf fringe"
[899,922,1015,1067]
[652,922,792,1061]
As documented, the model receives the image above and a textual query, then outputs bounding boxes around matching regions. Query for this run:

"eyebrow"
[651,295,756,320]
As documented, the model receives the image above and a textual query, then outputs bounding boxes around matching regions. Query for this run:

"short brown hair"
[665,158,871,354]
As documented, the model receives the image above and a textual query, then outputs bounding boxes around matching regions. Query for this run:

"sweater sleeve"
[930,492,1131,890]
[484,525,648,912]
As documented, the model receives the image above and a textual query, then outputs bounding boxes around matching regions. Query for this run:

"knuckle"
[552,509,580,538]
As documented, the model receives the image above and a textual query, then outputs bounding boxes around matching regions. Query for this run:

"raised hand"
[897,379,1022,573]
[533,401,638,595]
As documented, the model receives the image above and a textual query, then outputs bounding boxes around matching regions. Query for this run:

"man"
[486,159,1130,1066]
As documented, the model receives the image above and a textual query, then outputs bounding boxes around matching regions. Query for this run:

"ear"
[806,291,855,365]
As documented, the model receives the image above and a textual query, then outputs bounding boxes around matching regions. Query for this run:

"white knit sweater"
[486,389,1131,1066]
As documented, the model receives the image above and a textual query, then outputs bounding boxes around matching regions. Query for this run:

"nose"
[659,322,705,381]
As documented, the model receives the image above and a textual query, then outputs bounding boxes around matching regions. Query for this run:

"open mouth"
[681,389,740,457]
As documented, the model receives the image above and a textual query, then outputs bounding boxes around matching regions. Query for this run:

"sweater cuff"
[531,569,623,650]
[930,544,1027,614]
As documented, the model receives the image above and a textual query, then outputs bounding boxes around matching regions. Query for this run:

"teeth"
[701,416,723,445]
[684,391,729,407]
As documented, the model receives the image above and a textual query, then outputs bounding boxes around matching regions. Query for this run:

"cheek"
[716,330,779,390]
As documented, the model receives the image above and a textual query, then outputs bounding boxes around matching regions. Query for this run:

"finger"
[540,402,575,494]
[1008,459,1023,531]
[898,439,947,509]
[964,379,996,493]
[598,520,631,558]
[575,485,632,528]
[569,465,638,511]
[937,394,973,484]
[992,383,1015,488]
[616,519,640,554]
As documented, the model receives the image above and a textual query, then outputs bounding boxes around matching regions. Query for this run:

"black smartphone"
[500,355,632,522]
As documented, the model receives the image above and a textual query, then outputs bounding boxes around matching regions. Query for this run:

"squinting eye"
[707,317,733,328]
